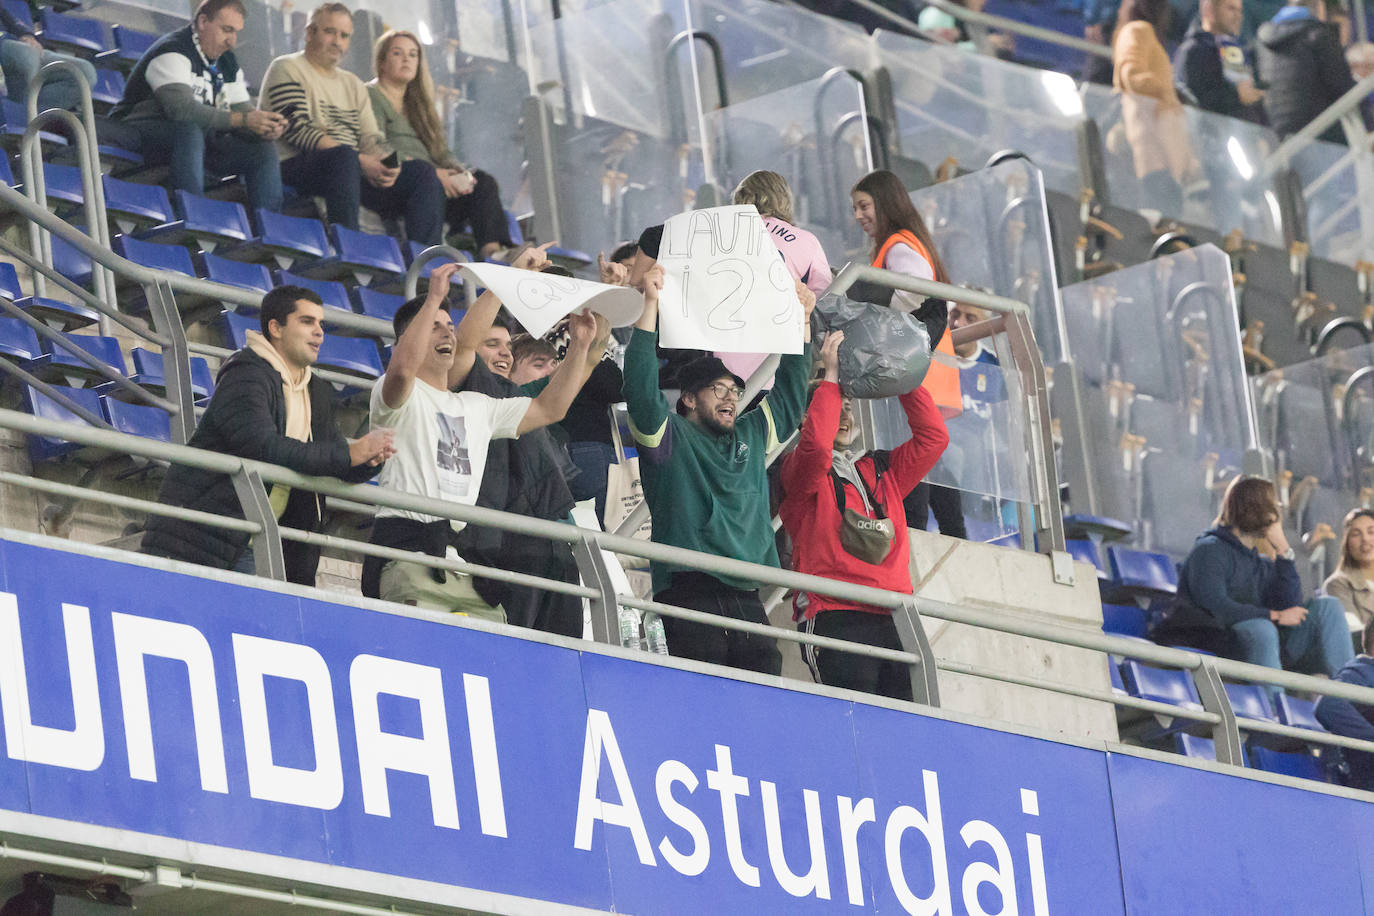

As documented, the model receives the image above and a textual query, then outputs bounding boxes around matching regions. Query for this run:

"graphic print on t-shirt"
[435,412,472,499]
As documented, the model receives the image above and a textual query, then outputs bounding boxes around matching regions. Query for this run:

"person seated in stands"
[0,7,94,114]
[1157,476,1354,676]
[1315,618,1374,790]
[624,259,815,674]
[779,329,949,700]
[1257,0,1356,142]
[851,168,964,540]
[509,333,558,385]
[109,0,284,213]
[142,285,394,583]
[1173,0,1266,122]
[260,3,443,243]
[361,257,602,623]
[366,30,517,260]
[1324,508,1374,629]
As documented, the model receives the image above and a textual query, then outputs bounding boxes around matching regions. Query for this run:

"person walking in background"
[1257,0,1356,142]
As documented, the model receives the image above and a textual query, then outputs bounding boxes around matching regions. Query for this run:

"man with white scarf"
[142,285,394,582]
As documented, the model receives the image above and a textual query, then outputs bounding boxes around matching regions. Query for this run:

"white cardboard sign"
[457,262,643,337]
[655,205,804,354]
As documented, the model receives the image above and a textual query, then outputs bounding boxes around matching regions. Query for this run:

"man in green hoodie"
[624,262,815,674]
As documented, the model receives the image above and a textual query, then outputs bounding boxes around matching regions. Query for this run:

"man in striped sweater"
[258,2,443,242]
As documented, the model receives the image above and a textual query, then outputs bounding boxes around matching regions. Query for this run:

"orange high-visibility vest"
[873,231,962,419]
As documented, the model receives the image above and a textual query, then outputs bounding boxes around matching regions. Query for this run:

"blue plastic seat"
[301,224,404,285]
[1067,537,1108,579]
[21,384,103,463]
[494,211,590,267]
[1101,603,1149,638]
[1275,693,1325,731]
[1224,682,1276,723]
[50,232,92,287]
[140,191,253,251]
[38,10,111,55]
[102,173,174,231]
[1249,746,1325,781]
[0,154,14,188]
[2,0,35,32]
[1173,733,1217,761]
[90,68,125,111]
[1119,660,1203,710]
[100,394,170,442]
[95,24,157,71]
[0,99,66,150]
[1104,546,1178,602]
[0,318,41,360]
[201,252,272,294]
[219,208,331,269]
[0,262,20,300]
[111,234,199,309]
[1109,658,1126,694]
[277,269,353,314]
[31,333,126,384]
[42,163,85,209]
[14,296,101,331]
[354,286,405,323]
[128,347,214,399]
[315,334,382,380]
[1063,513,1133,543]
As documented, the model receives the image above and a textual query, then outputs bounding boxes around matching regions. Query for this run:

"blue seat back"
[43,163,85,206]
[44,333,127,376]
[22,384,102,462]
[1173,733,1216,760]
[111,24,157,58]
[0,318,41,360]
[1224,682,1276,722]
[221,310,257,350]
[39,10,110,53]
[202,253,272,293]
[103,174,173,224]
[504,210,524,246]
[1249,746,1325,781]
[278,269,353,313]
[2,0,34,32]
[130,347,215,398]
[316,335,382,379]
[1107,546,1179,596]
[0,154,13,187]
[255,209,330,259]
[50,233,92,286]
[0,262,21,300]
[112,234,195,277]
[1101,603,1149,638]
[91,68,125,106]
[1275,693,1325,731]
[329,224,404,275]
[354,286,405,322]
[1120,660,1202,709]
[101,396,171,442]
[177,191,252,242]
[1067,537,1107,577]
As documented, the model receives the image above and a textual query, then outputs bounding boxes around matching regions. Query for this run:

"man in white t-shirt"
[366,257,601,620]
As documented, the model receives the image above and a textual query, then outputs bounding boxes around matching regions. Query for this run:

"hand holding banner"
[457,262,643,338]
[655,205,804,354]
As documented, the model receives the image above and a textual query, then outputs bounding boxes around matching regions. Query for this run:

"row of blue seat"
[2,0,156,67]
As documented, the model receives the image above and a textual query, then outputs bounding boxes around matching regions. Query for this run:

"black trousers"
[904,482,967,539]
[801,609,913,702]
[444,169,514,250]
[655,572,781,675]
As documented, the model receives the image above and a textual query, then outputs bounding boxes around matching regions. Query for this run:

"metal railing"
[3,403,1374,776]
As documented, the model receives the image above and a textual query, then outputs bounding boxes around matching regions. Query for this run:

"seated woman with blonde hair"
[368,30,516,259]
[1325,508,1374,629]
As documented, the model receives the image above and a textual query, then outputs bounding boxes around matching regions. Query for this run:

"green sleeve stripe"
[628,415,667,448]
[761,401,780,453]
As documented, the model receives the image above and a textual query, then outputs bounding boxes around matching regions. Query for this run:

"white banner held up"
[457,262,643,338]
[655,205,803,354]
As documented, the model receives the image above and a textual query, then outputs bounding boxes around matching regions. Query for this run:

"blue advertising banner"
[0,535,1371,913]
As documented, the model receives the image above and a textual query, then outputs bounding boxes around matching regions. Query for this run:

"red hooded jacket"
[779,381,949,619]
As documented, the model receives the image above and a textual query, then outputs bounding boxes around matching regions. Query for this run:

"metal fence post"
[1192,660,1245,766]
[230,465,285,580]
[895,600,941,707]
[572,534,619,645]
[143,278,196,445]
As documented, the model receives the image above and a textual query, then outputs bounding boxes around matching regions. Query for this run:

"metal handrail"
[403,243,478,305]
[1262,73,1374,177]
[4,404,1374,771]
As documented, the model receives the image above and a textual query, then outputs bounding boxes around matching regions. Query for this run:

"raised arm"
[380,261,460,409]
[624,264,670,441]
[518,310,598,435]
[448,242,556,390]
[885,385,950,497]
[781,330,844,500]
[745,279,816,448]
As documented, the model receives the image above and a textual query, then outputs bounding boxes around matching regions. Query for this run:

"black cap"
[637,224,664,260]
[676,355,745,395]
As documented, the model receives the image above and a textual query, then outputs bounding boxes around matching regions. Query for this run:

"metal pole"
[230,466,285,580]
[144,278,197,444]
[894,599,941,706]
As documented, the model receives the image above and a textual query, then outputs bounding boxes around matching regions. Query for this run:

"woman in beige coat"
[1325,509,1374,628]
[1113,0,1195,214]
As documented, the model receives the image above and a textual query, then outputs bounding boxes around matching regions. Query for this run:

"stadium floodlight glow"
[1039,71,1083,118]
[1227,136,1254,181]
[416,20,433,44]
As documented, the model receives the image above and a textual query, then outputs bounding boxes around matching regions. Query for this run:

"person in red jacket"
[779,330,950,700]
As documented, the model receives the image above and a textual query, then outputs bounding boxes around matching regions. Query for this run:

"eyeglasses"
[704,382,745,401]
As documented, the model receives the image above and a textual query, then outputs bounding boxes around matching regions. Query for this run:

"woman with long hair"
[1161,476,1353,674]
[1112,0,1194,214]
[368,30,516,259]
[851,169,965,540]
[1325,508,1374,627]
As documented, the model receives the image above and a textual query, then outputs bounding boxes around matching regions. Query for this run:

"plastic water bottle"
[618,605,642,650]
[643,612,669,655]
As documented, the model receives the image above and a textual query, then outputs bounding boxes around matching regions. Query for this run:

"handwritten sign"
[457,262,643,337]
[655,205,803,354]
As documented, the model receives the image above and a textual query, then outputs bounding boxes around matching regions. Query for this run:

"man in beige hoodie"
[143,285,394,583]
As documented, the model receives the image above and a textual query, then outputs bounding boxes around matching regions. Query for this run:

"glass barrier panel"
[1080,84,1284,247]
[1058,244,1255,558]
[910,158,1068,364]
[863,337,1030,545]
[874,30,1084,197]
[703,76,873,260]
[1292,139,1374,268]
[1253,342,1374,593]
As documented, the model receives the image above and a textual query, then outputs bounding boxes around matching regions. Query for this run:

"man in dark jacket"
[110,0,285,211]
[142,285,394,582]
[1315,619,1374,789]
[1257,0,1357,141]
[1175,0,1265,120]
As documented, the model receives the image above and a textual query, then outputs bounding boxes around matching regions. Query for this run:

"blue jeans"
[0,37,95,111]
[281,147,444,244]
[567,440,614,521]
[128,119,283,213]
[1231,596,1355,677]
